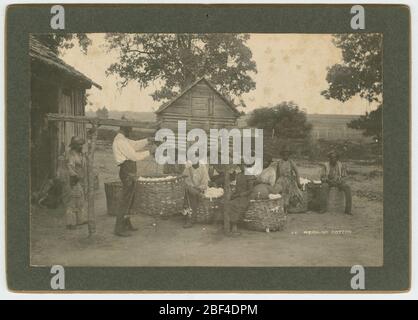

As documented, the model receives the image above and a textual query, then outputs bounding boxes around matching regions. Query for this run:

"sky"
[61,33,378,115]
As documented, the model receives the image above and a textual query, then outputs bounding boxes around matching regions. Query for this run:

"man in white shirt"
[112,125,156,237]
[182,161,209,228]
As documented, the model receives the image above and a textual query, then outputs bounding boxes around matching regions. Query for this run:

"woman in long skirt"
[61,136,88,229]
[275,146,304,213]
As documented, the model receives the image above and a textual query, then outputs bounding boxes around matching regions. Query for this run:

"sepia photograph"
[29,32,383,267]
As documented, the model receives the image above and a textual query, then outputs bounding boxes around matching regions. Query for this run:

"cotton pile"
[204,187,224,199]
[137,175,176,182]
[299,177,311,185]
[268,193,282,200]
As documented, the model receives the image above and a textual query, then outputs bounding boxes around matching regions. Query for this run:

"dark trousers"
[115,160,137,233]
[185,186,201,216]
[320,181,352,214]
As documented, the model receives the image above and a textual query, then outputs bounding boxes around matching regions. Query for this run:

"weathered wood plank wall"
[157,81,238,132]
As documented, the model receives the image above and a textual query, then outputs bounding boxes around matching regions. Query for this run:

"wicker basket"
[288,190,308,213]
[328,187,345,213]
[307,182,321,211]
[131,174,186,217]
[195,196,224,224]
[104,181,122,216]
[243,197,286,232]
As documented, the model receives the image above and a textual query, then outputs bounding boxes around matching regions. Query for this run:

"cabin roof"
[155,77,240,116]
[29,35,102,90]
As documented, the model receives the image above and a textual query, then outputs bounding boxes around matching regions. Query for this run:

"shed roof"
[30,35,102,90]
[155,77,240,116]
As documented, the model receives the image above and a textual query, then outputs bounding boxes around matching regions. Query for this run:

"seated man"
[183,161,209,228]
[319,151,352,214]
[224,163,254,236]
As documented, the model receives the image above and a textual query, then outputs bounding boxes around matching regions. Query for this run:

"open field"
[30,146,383,267]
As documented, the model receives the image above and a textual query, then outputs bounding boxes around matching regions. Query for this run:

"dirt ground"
[30,147,383,267]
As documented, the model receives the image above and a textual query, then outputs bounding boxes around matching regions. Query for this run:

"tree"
[96,106,109,119]
[33,34,92,55]
[322,34,383,146]
[321,33,383,103]
[104,33,257,106]
[247,102,312,139]
[348,104,382,143]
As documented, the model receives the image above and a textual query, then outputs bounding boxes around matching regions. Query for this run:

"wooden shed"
[155,78,240,132]
[30,35,101,191]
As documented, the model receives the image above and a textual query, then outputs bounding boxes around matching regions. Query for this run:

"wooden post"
[87,122,98,237]
[224,166,231,201]
[222,165,232,232]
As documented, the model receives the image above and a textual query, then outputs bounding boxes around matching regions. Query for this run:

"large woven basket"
[243,197,286,232]
[104,181,122,216]
[195,196,224,224]
[131,174,186,217]
[288,190,308,213]
[328,187,345,213]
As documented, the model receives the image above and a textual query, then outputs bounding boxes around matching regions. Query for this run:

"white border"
[0,0,416,300]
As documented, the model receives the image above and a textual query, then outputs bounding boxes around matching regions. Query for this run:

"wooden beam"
[161,112,238,121]
[87,125,97,237]
[46,113,157,133]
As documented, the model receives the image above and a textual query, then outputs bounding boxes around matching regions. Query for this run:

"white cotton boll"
[299,177,311,185]
[138,175,176,182]
[204,187,224,199]
[268,193,282,200]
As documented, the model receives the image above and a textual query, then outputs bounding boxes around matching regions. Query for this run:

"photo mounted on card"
[6,4,410,292]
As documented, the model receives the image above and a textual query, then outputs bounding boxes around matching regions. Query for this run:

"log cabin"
[155,77,241,153]
[30,35,101,191]
[155,77,240,132]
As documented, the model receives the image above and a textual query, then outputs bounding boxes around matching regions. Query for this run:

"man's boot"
[114,216,131,237]
[125,218,138,231]
[114,229,131,237]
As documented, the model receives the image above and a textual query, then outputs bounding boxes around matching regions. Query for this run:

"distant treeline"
[97,127,152,143]
[85,110,157,122]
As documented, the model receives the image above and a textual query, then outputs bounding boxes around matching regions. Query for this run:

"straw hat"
[327,150,339,159]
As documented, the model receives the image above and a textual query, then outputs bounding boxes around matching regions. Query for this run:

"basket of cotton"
[195,187,224,224]
[243,195,286,232]
[131,174,186,217]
